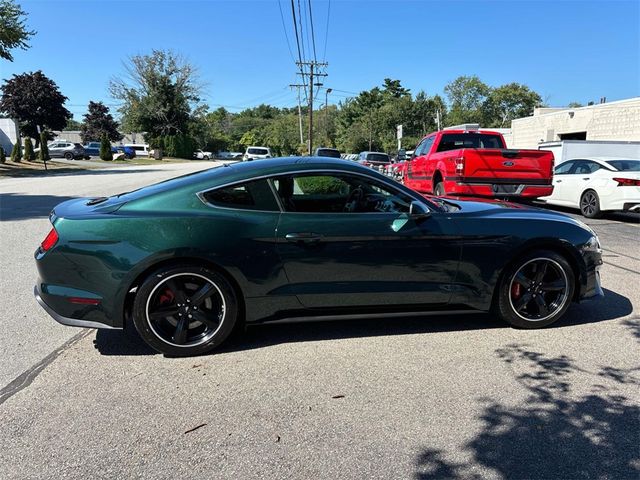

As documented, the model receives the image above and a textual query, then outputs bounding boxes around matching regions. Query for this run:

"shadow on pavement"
[537,202,640,224]
[0,193,77,221]
[415,343,640,479]
[44,168,163,178]
[93,288,632,357]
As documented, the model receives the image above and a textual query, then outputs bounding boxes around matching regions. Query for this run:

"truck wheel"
[434,182,445,196]
[580,190,602,218]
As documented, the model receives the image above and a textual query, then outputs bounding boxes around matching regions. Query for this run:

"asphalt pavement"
[0,164,638,479]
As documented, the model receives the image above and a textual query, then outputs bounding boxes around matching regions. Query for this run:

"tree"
[0,0,35,61]
[444,75,491,126]
[80,101,123,142]
[0,71,71,144]
[485,83,543,127]
[23,136,34,161]
[382,78,411,99]
[567,102,584,108]
[9,139,20,162]
[0,144,5,163]
[99,134,112,161]
[110,49,202,138]
[64,118,82,130]
[38,131,49,160]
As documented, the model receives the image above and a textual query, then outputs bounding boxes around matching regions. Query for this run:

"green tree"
[567,101,584,108]
[0,144,5,163]
[110,49,202,138]
[485,83,543,127]
[23,136,34,161]
[38,131,49,160]
[9,139,21,162]
[382,78,411,99]
[64,118,82,130]
[80,101,123,142]
[0,71,71,145]
[444,75,491,126]
[0,0,35,61]
[99,134,112,161]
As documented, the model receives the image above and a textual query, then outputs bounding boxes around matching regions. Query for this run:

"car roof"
[568,156,640,162]
[360,151,388,155]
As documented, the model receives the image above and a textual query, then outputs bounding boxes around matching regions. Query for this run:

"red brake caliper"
[511,282,522,299]
[158,288,175,305]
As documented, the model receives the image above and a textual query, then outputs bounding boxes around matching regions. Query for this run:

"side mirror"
[409,200,431,219]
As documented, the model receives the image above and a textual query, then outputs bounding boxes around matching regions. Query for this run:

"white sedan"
[540,157,640,218]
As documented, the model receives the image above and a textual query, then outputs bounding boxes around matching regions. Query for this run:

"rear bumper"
[34,284,120,330]
[446,180,553,198]
[623,202,640,212]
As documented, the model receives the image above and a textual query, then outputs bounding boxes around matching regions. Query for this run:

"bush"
[297,176,346,195]
[0,145,5,164]
[99,134,113,161]
[160,134,195,159]
[10,140,21,163]
[38,132,50,161]
[23,137,36,161]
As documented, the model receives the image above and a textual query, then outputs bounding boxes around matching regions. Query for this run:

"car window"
[365,153,390,163]
[605,160,640,171]
[573,160,602,174]
[555,161,574,175]
[248,148,268,155]
[202,179,279,211]
[272,173,412,214]
[417,136,435,156]
[436,133,505,152]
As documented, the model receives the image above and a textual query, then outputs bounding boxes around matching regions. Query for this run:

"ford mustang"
[34,157,603,356]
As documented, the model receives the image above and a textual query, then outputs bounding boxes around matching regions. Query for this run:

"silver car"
[41,141,86,160]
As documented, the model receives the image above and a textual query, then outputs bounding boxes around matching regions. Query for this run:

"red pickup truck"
[402,127,554,198]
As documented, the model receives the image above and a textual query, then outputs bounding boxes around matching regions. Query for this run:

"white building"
[510,97,640,149]
[0,118,20,153]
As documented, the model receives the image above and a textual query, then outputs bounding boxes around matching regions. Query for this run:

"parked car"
[403,125,555,199]
[83,142,101,157]
[111,146,136,159]
[35,140,85,160]
[125,143,150,157]
[540,157,640,217]
[193,149,213,160]
[243,146,272,161]
[358,151,391,171]
[34,157,602,356]
[314,147,341,158]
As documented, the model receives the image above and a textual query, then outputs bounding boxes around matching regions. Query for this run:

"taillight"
[613,177,640,186]
[455,156,465,173]
[40,227,58,251]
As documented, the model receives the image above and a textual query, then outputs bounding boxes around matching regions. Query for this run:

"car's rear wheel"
[203,155,209,160]
[495,250,575,328]
[434,181,445,196]
[580,190,602,218]
[64,152,73,160]
[132,265,238,356]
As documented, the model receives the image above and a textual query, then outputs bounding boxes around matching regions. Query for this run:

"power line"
[296,0,307,66]
[322,0,330,61]
[290,0,308,103]
[277,0,296,63]
[306,0,317,63]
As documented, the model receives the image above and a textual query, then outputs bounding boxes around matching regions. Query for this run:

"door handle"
[285,232,323,244]
[555,179,562,183]
[582,177,590,180]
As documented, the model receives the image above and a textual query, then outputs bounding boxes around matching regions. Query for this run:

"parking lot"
[0,162,638,479]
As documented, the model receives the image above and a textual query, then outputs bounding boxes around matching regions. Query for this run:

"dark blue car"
[83,142,101,156]
[111,146,136,159]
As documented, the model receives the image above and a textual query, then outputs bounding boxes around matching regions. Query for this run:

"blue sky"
[3,0,639,120]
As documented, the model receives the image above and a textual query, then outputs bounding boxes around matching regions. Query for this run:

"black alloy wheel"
[64,152,73,160]
[580,190,602,218]
[495,250,575,328]
[132,265,238,356]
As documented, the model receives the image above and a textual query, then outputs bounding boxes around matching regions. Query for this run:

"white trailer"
[538,140,640,164]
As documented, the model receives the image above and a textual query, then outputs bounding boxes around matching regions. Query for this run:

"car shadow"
[534,201,640,224]
[93,288,632,357]
[0,193,78,221]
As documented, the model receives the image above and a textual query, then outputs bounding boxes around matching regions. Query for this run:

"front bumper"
[34,284,121,330]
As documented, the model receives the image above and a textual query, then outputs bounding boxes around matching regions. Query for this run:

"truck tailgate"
[462,148,554,182]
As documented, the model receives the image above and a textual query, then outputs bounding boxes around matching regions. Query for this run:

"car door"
[549,161,577,204]
[272,171,461,309]
[48,142,63,157]
[407,135,435,191]
[567,160,606,205]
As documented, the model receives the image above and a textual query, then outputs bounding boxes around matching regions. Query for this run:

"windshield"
[437,133,505,152]
[248,148,268,155]
[366,153,390,163]
[316,149,341,158]
[605,160,640,171]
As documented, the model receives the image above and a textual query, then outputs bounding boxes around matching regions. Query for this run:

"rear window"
[605,160,640,171]
[437,133,505,152]
[202,179,279,211]
[316,148,341,158]
[365,153,390,163]
[248,148,268,155]
[74,143,83,148]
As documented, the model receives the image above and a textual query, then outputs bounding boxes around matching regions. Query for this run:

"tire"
[64,152,73,160]
[203,155,209,160]
[494,250,575,329]
[132,264,239,356]
[580,190,602,218]
[434,181,445,196]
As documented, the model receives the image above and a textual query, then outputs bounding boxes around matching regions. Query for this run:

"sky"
[2,0,639,121]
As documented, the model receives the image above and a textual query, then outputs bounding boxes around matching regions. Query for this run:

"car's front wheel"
[64,152,73,160]
[494,250,575,328]
[132,265,238,356]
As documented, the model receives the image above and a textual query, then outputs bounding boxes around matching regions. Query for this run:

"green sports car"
[35,157,603,356]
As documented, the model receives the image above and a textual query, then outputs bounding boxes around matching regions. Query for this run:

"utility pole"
[289,84,306,147]
[295,61,328,154]
[324,88,332,144]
